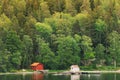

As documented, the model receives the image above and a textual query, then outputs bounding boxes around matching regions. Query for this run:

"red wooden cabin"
[31,62,44,71]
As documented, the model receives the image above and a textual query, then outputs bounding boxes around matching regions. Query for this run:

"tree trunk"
[114,60,116,69]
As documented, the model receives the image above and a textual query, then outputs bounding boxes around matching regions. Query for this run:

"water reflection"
[71,74,80,80]
[81,73,101,80]
[32,72,44,80]
[1,72,120,80]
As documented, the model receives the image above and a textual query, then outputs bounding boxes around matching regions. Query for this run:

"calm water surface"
[0,72,120,80]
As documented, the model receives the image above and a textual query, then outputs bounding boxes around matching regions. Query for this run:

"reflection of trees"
[114,74,116,80]
[71,75,80,80]
[32,73,44,80]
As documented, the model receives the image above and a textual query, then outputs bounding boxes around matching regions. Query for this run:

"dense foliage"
[0,0,120,72]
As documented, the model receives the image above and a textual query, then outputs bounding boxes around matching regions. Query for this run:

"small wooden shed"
[70,65,80,73]
[31,62,44,71]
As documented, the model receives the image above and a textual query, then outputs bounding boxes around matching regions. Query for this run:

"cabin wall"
[36,64,44,70]
[31,64,44,71]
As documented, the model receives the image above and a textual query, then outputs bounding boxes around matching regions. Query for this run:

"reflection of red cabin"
[31,62,44,71]
[32,73,44,80]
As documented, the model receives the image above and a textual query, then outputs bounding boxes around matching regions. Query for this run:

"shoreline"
[0,72,34,75]
[1,70,120,75]
[81,70,120,74]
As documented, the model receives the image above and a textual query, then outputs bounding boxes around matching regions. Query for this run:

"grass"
[80,66,120,71]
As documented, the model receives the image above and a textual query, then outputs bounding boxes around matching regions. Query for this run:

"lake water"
[0,72,120,80]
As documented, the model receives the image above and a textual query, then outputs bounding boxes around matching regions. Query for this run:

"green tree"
[45,13,75,53]
[11,16,20,32]
[95,19,107,32]
[21,35,33,68]
[35,36,56,69]
[64,0,77,16]
[24,15,37,37]
[74,13,92,35]
[74,34,82,43]
[35,22,53,40]
[107,31,120,68]
[11,51,22,69]
[40,1,51,21]
[93,19,107,44]
[56,36,80,69]
[25,0,34,15]
[46,0,65,13]
[1,0,14,17]
[45,12,74,36]
[3,30,22,69]
[73,0,83,13]
[0,39,10,72]
[81,35,95,66]
[0,14,12,30]
[80,0,91,13]
[100,0,117,32]
[11,0,26,14]
[95,44,105,66]
[16,12,26,27]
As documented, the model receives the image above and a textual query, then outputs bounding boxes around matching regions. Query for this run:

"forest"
[0,0,120,72]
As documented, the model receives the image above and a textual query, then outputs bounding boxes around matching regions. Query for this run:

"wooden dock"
[63,71,81,75]
[81,71,120,74]
[61,71,102,75]
[81,71,101,74]
[36,70,49,73]
[52,70,120,75]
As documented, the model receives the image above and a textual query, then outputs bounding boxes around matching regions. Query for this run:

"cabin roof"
[70,65,79,68]
[31,62,41,67]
